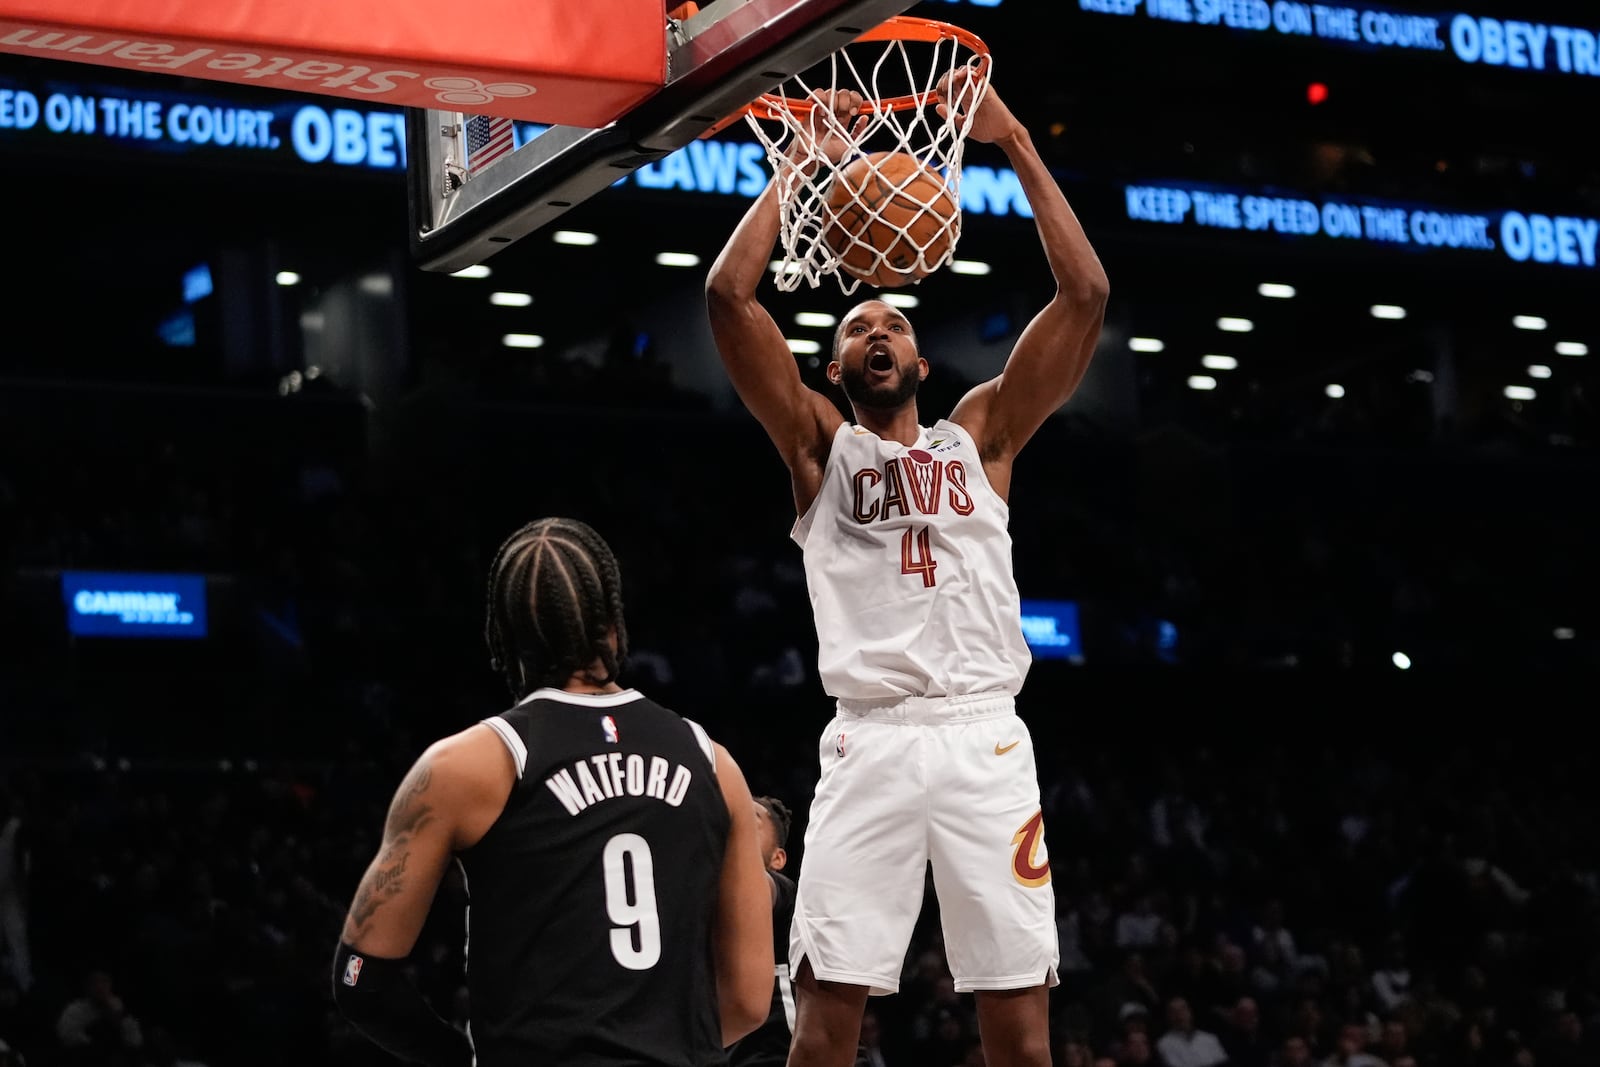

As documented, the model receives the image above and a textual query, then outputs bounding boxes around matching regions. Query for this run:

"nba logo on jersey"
[342,954,364,987]
[836,732,846,758]
[602,715,619,744]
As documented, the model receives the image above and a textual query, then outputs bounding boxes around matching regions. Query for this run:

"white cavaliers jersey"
[791,418,1031,701]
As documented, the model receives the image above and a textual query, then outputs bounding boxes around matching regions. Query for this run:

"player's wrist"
[993,125,1030,154]
[333,943,473,1067]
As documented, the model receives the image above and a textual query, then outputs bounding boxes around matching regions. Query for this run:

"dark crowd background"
[1,372,1596,1067]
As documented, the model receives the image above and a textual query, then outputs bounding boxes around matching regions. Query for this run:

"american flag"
[465,113,515,174]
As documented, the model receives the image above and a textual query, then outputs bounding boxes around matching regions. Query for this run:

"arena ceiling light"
[1392,651,1412,670]
[795,312,838,328]
[1527,364,1553,380]
[882,294,919,309]
[1554,627,1576,640]
[1187,375,1217,391]
[1217,317,1253,332]
[1513,315,1547,331]
[1128,337,1165,353]
[786,338,822,354]
[1504,385,1536,400]
[502,334,544,349]
[552,230,599,246]
[490,292,533,307]
[1555,341,1588,357]
[450,265,492,279]
[949,260,991,275]
[275,271,301,286]
[1325,383,1346,398]
[655,252,701,268]
[1201,355,1238,371]
[1257,283,1296,299]
[1370,304,1406,320]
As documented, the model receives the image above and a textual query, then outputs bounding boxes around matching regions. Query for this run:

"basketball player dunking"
[333,519,773,1067]
[705,71,1109,1067]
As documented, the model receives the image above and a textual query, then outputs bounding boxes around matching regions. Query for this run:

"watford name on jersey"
[542,752,696,817]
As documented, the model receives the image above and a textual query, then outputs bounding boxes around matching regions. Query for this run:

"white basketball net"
[743,25,990,295]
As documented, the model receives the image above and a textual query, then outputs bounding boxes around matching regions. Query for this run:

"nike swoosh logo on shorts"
[994,741,1019,756]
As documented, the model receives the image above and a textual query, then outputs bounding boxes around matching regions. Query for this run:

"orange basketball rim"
[722,15,990,132]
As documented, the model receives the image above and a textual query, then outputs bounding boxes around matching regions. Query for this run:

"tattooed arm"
[334,726,515,1066]
[342,726,512,952]
[341,754,452,953]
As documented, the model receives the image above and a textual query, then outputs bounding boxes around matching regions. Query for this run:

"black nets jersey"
[459,688,730,1067]
[727,870,798,1067]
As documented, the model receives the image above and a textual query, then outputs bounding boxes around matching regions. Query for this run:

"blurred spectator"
[1154,996,1227,1067]
[55,970,143,1061]
[0,367,1596,1067]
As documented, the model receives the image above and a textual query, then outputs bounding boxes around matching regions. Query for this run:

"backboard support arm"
[407,0,918,273]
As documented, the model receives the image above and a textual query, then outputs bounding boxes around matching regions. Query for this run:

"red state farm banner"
[0,0,667,127]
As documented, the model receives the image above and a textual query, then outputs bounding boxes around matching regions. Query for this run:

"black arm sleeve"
[332,942,473,1067]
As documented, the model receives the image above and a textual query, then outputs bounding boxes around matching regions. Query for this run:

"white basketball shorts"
[788,692,1060,996]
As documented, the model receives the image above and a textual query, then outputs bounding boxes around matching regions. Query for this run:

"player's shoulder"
[402,721,521,826]
[769,869,798,917]
[930,416,977,444]
[627,696,718,774]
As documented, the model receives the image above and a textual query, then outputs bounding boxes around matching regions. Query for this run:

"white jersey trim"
[516,687,646,708]
[456,857,477,1059]
[683,718,717,774]
[480,717,528,778]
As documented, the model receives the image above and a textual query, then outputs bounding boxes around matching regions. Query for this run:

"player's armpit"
[709,741,776,1046]
[951,281,1106,462]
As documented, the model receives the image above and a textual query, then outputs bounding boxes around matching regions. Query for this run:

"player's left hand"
[781,89,869,169]
[935,65,1022,145]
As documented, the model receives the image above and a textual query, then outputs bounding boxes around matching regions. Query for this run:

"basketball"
[823,151,959,289]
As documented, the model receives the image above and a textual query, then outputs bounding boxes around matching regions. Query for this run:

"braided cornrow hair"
[484,517,629,699]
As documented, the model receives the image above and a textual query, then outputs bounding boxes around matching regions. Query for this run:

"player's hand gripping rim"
[935,64,1022,146]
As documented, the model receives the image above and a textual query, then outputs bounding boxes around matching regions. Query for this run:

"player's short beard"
[838,360,920,412]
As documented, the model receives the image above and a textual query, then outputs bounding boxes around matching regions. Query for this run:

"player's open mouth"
[868,351,894,372]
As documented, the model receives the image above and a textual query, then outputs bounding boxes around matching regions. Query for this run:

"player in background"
[334,518,773,1067]
[730,795,798,1067]
[706,68,1109,1067]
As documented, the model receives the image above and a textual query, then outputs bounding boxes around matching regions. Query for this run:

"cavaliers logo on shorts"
[1010,810,1050,888]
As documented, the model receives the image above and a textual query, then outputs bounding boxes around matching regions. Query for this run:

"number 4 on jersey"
[900,526,937,588]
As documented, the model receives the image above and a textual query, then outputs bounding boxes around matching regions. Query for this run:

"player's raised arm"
[708,741,776,1045]
[333,729,511,1067]
[705,94,860,478]
[945,71,1110,472]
